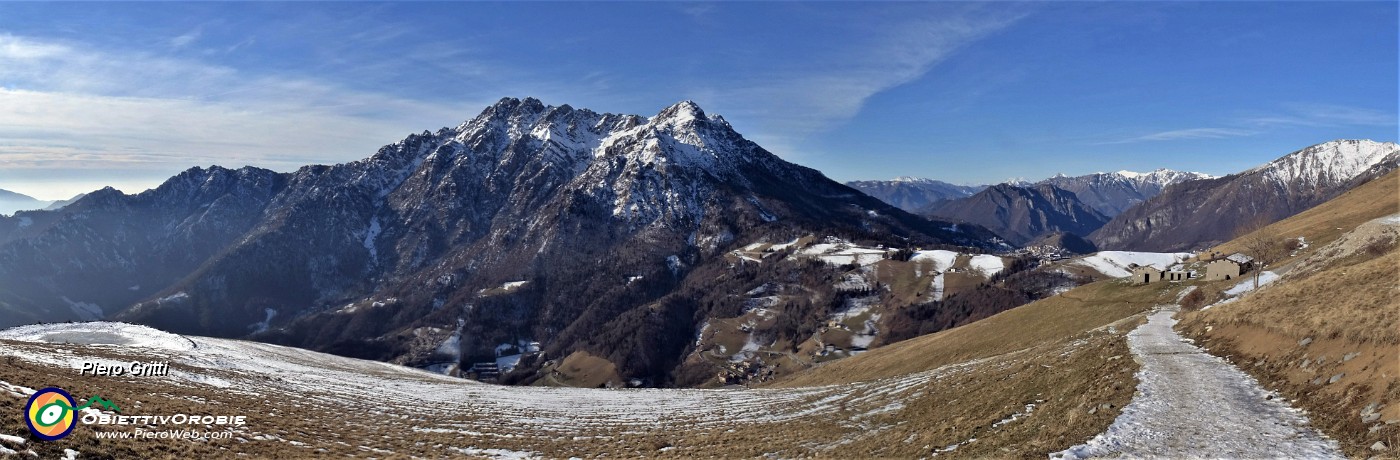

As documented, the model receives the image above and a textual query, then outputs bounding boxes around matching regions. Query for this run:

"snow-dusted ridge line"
[1053,307,1342,459]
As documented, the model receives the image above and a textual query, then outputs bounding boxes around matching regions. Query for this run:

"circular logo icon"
[25,388,77,441]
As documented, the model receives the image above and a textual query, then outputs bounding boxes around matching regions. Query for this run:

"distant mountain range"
[850,169,1210,248]
[1091,139,1400,251]
[844,177,984,212]
[922,183,1109,246]
[1037,169,1212,217]
[0,189,49,216]
[849,169,1209,218]
[851,141,1396,254]
[0,98,1000,385]
[0,189,87,216]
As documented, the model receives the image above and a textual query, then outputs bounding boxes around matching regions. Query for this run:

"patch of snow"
[834,272,871,292]
[991,401,1041,428]
[968,254,1005,277]
[1074,251,1193,278]
[666,255,684,275]
[767,237,802,252]
[1379,213,1400,226]
[159,292,189,303]
[1222,271,1280,297]
[797,238,887,266]
[0,322,194,351]
[831,296,880,321]
[929,273,945,301]
[0,433,25,445]
[363,216,382,260]
[911,250,958,273]
[1052,308,1343,459]
[450,447,539,459]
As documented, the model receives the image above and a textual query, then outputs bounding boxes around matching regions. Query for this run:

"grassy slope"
[754,278,1188,458]
[1178,170,1399,457]
[772,280,1176,387]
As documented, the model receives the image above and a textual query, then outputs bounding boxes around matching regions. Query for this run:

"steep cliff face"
[1090,140,1400,252]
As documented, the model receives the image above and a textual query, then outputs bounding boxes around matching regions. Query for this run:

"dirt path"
[1054,307,1343,459]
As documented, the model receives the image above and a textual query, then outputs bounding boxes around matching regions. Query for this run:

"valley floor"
[1057,307,1343,459]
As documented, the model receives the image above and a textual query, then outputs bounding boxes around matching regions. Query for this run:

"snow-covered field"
[797,240,888,266]
[1073,251,1193,278]
[910,250,958,272]
[1054,308,1342,459]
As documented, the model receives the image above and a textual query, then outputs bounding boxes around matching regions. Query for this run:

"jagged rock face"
[1091,140,1400,252]
[922,183,1108,246]
[1037,169,1212,217]
[845,178,985,212]
[0,98,998,382]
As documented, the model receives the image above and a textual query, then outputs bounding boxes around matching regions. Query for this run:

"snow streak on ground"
[1053,308,1342,459]
[1201,271,1280,311]
[1222,271,1280,297]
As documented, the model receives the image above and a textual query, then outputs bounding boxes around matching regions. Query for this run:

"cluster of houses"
[1132,251,1255,285]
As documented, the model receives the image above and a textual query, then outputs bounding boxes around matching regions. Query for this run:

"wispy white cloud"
[0,33,483,198]
[1101,127,1258,144]
[689,7,1029,157]
[1100,102,1394,146]
[170,27,202,49]
[1244,103,1396,128]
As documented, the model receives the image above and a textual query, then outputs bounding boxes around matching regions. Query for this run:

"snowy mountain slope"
[0,98,999,386]
[1243,139,1397,188]
[1091,139,1400,252]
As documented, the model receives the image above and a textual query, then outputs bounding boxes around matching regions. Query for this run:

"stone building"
[1204,253,1254,281]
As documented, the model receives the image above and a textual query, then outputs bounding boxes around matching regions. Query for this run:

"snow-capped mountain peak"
[1246,139,1399,187]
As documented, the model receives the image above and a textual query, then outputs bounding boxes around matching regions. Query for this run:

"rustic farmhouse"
[1131,264,1193,284]
[1205,253,1254,281]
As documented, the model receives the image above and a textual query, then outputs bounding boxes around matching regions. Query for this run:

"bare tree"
[1235,216,1287,289]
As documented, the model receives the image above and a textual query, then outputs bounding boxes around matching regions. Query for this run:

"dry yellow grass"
[1179,171,1400,457]
[771,279,1176,387]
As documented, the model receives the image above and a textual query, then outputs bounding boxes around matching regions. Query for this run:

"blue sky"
[0,2,1394,200]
